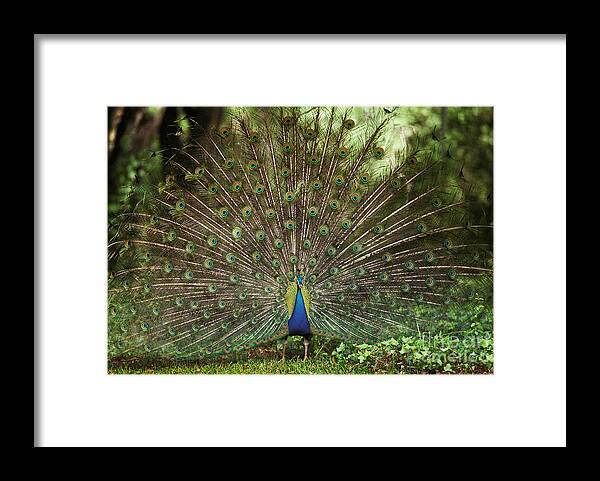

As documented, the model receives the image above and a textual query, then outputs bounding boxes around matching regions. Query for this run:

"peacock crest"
[108,107,493,360]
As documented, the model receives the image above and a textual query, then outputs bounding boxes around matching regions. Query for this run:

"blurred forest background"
[108,106,492,223]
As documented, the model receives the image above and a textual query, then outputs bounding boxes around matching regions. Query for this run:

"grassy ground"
[109,356,356,374]
[109,340,353,374]
[109,355,491,375]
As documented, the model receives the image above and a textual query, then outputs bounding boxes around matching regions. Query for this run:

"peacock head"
[297,273,304,286]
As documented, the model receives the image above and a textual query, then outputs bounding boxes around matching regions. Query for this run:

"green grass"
[109,357,357,375]
[109,356,491,375]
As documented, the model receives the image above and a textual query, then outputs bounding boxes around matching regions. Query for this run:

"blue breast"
[288,288,310,336]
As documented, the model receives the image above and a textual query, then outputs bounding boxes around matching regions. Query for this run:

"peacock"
[108,107,492,362]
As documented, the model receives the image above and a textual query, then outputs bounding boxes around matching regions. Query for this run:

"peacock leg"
[282,337,288,361]
[303,337,310,361]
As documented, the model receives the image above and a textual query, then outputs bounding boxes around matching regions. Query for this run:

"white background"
[36,35,566,447]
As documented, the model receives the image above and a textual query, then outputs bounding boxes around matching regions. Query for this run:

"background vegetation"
[107,106,493,374]
[108,107,493,222]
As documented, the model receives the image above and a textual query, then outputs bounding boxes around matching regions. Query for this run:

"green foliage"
[328,304,493,374]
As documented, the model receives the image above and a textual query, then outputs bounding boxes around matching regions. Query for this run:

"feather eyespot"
[352,244,363,253]
[231,227,243,239]
[318,225,329,236]
[372,224,385,235]
[242,205,253,218]
[248,130,259,143]
[337,147,349,158]
[265,208,276,220]
[404,260,416,271]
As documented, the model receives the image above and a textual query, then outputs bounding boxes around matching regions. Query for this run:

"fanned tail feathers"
[108,107,492,359]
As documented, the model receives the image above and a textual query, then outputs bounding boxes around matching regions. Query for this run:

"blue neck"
[287,286,310,336]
